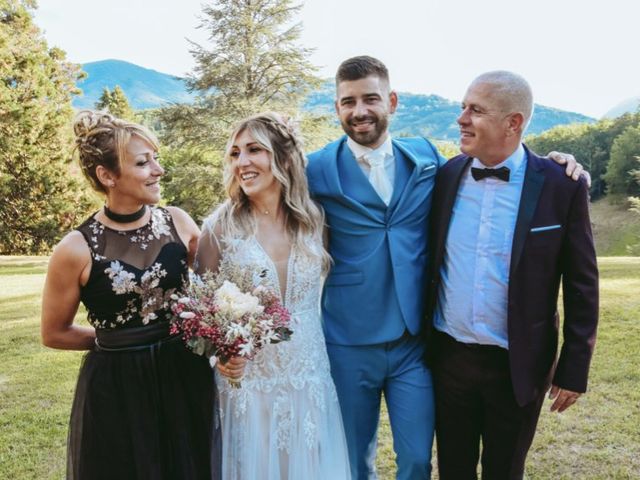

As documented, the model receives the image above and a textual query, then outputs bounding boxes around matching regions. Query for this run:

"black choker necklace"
[103,205,147,223]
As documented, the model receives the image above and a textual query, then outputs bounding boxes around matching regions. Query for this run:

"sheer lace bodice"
[76,207,188,329]
[68,207,218,479]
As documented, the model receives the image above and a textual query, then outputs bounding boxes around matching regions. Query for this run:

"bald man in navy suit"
[425,71,599,479]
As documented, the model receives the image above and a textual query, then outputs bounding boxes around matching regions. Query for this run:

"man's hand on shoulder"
[547,151,592,187]
[548,385,582,413]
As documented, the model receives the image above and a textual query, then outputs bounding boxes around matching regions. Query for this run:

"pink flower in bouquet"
[170,266,293,387]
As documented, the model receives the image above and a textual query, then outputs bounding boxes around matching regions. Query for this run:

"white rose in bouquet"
[215,280,264,317]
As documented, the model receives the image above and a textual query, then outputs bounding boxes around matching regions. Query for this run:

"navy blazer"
[425,146,599,406]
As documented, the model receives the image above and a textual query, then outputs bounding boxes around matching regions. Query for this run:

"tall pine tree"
[159,0,319,150]
[157,0,325,220]
[95,85,135,120]
[0,0,89,253]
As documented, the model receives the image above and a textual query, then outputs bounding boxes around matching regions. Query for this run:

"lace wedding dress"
[212,232,350,479]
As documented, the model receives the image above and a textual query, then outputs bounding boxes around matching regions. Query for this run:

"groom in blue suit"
[307,56,442,479]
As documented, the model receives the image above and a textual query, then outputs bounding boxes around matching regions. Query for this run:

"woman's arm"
[166,206,201,268]
[194,219,223,276]
[191,216,246,379]
[41,232,96,350]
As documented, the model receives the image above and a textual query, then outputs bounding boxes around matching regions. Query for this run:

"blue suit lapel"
[318,136,435,220]
[337,140,387,213]
[510,148,546,277]
[388,139,430,220]
[317,137,345,196]
[317,137,385,220]
[386,143,412,211]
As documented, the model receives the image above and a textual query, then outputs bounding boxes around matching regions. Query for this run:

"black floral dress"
[68,207,220,480]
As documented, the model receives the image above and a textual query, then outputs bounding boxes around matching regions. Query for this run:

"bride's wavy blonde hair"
[207,112,331,272]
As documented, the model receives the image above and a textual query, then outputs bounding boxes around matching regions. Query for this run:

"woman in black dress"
[41,110,220,479]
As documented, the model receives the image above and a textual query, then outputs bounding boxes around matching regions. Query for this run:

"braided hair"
[73,110,159,193]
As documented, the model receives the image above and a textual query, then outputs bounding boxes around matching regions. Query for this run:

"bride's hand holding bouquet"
[216,356,247,383]
[170,261,292,388]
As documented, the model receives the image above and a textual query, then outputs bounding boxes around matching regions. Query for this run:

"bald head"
[458,71,534,165]
[470,71,533,130]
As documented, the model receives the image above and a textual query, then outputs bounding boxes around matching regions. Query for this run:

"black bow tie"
[471,166,510,182]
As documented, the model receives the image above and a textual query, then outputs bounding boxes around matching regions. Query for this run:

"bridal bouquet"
[170,262,292,387]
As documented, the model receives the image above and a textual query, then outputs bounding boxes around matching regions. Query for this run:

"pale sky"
[34,0,639,118]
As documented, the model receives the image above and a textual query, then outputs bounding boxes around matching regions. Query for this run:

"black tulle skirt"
[67,323,221,480]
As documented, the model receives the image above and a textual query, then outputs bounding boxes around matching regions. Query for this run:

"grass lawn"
[590,197,640,256]
[1,256,639,479]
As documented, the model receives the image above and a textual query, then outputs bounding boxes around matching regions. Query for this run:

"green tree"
[603,124,640,196]
[157,0,324,217]
[526,123,595,185]
[0,0,91,254]
[527,112,640,199]
[160,146,224,223]
[433,140,460,160]
[631,157,640,209]
[96,87,113,111]
[628,156,640,253]
[297,113,343,153]
[95,85,135,120]
[158,0,320,149]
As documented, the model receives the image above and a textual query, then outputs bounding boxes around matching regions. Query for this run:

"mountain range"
[76,60,196,110]
[604,97,640,119]
[74,59,597,141]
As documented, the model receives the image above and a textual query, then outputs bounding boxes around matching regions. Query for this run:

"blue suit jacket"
[307,136,441,345]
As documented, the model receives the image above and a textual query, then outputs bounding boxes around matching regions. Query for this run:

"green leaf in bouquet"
[204,342,218,359]
[188,337,207,356]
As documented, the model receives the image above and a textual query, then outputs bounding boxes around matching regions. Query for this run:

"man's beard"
[341,114,389,147]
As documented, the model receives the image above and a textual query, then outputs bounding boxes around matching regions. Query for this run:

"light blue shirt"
[434,144,527,348]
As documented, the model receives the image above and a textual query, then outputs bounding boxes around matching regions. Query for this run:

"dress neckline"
[252,236,294,307]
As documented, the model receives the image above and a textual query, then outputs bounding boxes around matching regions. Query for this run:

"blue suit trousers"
[327,333,435,480]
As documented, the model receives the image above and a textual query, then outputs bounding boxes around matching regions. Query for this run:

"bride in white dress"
[195,112,351,479]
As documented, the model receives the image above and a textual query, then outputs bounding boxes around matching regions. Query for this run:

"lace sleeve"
[194,218,223,275]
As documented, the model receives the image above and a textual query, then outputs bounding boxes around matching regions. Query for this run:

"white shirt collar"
[347,134,393,160]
